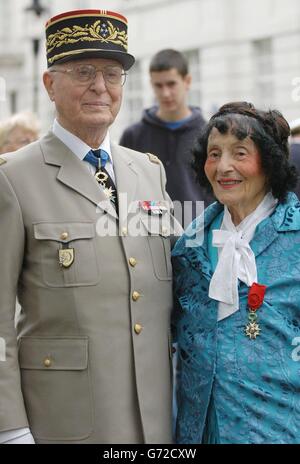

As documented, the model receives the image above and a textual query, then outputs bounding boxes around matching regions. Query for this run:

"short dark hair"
[192,101,298,202]
[149,49,188,76]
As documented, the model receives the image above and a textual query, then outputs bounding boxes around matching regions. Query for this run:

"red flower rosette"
[247,283,267,312]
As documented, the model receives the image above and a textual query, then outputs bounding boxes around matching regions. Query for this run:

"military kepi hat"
[45,9,135,70]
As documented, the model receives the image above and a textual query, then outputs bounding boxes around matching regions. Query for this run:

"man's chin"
[162,103,175,111]
[83,114,113,126]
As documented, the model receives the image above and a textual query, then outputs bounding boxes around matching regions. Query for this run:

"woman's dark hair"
[192,101,298,202]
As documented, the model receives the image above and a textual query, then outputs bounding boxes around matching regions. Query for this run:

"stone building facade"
[0,0,299,140]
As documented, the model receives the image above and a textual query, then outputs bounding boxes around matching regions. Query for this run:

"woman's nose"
[217,153,233,173]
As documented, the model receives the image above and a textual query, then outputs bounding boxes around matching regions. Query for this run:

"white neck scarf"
[209,192,278,321]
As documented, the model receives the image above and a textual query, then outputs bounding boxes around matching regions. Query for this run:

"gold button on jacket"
[129,257,137,267]
[60,232,69,240]
[132,291,140,301]
[134,324,143,334]
[44,358,52,368]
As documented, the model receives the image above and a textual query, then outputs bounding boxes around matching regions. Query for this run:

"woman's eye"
[208,152,220,158]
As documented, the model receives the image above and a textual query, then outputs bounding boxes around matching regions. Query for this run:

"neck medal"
[95,170,116,202]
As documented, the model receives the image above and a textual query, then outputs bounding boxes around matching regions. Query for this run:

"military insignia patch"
[146,153,160,164]
[58,248,75,268]
[139,200,168,215]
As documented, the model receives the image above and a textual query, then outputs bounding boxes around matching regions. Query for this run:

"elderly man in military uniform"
[0,9,177,444]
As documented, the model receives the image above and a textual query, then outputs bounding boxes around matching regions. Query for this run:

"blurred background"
[0,0,300,141]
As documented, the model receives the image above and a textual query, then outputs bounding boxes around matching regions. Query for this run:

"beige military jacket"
[0,132,176,444]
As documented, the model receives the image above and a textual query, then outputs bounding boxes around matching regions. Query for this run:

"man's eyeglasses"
[50,64,127,86]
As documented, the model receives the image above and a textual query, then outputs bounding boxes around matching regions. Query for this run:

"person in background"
[120,49,214,221]
[172,101,300,444]
[0,111,39,154]
[289,118,300,198]
[0,9,175,444]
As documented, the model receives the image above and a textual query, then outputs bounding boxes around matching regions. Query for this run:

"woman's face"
[0,126,38,153]
[204,127,268,223]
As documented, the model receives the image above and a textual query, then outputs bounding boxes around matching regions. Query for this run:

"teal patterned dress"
[172,193,300,444]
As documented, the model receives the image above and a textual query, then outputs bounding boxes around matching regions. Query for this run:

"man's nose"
[90,71,107,92]
[161,86,171,98]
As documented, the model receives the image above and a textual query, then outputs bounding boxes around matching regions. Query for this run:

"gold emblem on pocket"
[58,248,74,268]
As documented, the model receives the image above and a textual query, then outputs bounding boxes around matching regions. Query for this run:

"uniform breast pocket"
[33,222,100,287]
[141,215,172,281]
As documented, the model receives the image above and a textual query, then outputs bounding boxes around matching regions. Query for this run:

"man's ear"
[184,73,192,90]
[43,71,55,101]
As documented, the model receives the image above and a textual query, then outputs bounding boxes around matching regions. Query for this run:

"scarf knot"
[208,192,278,321]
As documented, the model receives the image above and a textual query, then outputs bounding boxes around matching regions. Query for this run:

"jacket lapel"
[111,143,138,225]
[250,218,278,258]
[40,132,117,218]
[251,193,300,258]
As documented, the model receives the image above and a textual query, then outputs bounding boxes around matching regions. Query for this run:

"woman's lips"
[217,179,242,189]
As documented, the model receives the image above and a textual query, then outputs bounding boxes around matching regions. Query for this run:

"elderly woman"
[0,111,39,154]
[172,101,300,444]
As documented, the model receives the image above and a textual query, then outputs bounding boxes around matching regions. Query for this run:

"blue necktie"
[84,149,109,170]
[83,149,118,211]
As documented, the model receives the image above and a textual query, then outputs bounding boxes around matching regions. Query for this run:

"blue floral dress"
[172,193,300,444]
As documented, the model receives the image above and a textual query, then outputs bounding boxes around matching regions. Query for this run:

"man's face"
[150,68,191,116]
[43,58,123,136]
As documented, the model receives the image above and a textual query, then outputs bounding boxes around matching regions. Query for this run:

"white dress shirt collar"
[52,119,113,164]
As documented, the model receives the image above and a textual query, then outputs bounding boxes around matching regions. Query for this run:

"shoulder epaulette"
[146,152,160,164]
[0,157,7,166]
